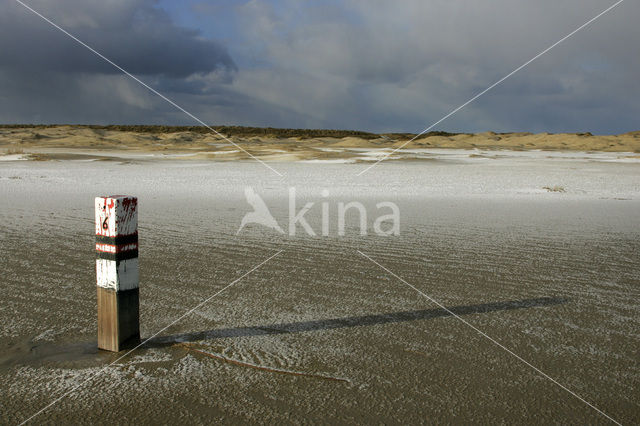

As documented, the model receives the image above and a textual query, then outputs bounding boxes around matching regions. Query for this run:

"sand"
[1,125,639,163]
[1,159,639,423]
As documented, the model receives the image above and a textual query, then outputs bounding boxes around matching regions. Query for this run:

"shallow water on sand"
[0,160,639,424]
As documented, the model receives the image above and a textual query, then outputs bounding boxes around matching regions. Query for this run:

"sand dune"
[1,125,639,162]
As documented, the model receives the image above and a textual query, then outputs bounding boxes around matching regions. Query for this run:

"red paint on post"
[95,195,140,352]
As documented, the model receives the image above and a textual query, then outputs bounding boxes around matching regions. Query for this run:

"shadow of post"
[149,296,568,348]
[1,297,568,366]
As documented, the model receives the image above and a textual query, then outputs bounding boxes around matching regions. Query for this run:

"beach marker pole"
[95,195,140,352]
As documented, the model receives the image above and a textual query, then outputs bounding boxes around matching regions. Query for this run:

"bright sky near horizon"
[1,0,638,134]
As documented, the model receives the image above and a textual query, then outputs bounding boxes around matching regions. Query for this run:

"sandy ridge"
[1,125,638,162]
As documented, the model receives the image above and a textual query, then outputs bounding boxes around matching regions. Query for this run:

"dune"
[0,125,638,162]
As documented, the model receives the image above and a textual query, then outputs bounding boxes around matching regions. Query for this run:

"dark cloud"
[0,0,238,125]
[218,0,640,134]
[0,0,236,77]
[0,0,638,134]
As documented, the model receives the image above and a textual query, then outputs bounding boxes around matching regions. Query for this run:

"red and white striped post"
[95,195,140,352]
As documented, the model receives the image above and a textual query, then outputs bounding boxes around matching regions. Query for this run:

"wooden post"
[95,195,140,352]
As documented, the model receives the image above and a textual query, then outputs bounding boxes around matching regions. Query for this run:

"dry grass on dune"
[0,125,639,160]
[0,124,379,140]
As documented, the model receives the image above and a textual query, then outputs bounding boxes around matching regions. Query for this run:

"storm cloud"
[0,0,236,124]
[0,0,638,133]
[0,0,235,76]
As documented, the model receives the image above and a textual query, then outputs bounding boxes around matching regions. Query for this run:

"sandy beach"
[1,155,639,424]
[3,0,639,423]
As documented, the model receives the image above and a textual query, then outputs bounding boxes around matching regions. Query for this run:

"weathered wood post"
[95,195,140,352]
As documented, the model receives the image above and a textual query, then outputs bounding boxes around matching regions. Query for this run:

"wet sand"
[0,159,639,424]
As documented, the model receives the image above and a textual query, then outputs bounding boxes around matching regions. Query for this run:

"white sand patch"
[208,150,240,155]
[342,148,640,164]
[1,156,638,203]
[298,159,355,164]
[0,154,29,161]
[313,147,345,153]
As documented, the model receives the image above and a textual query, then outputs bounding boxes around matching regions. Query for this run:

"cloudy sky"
[0,0,638,134]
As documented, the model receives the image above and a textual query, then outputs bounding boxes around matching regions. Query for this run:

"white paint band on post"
[95,195,140,352]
